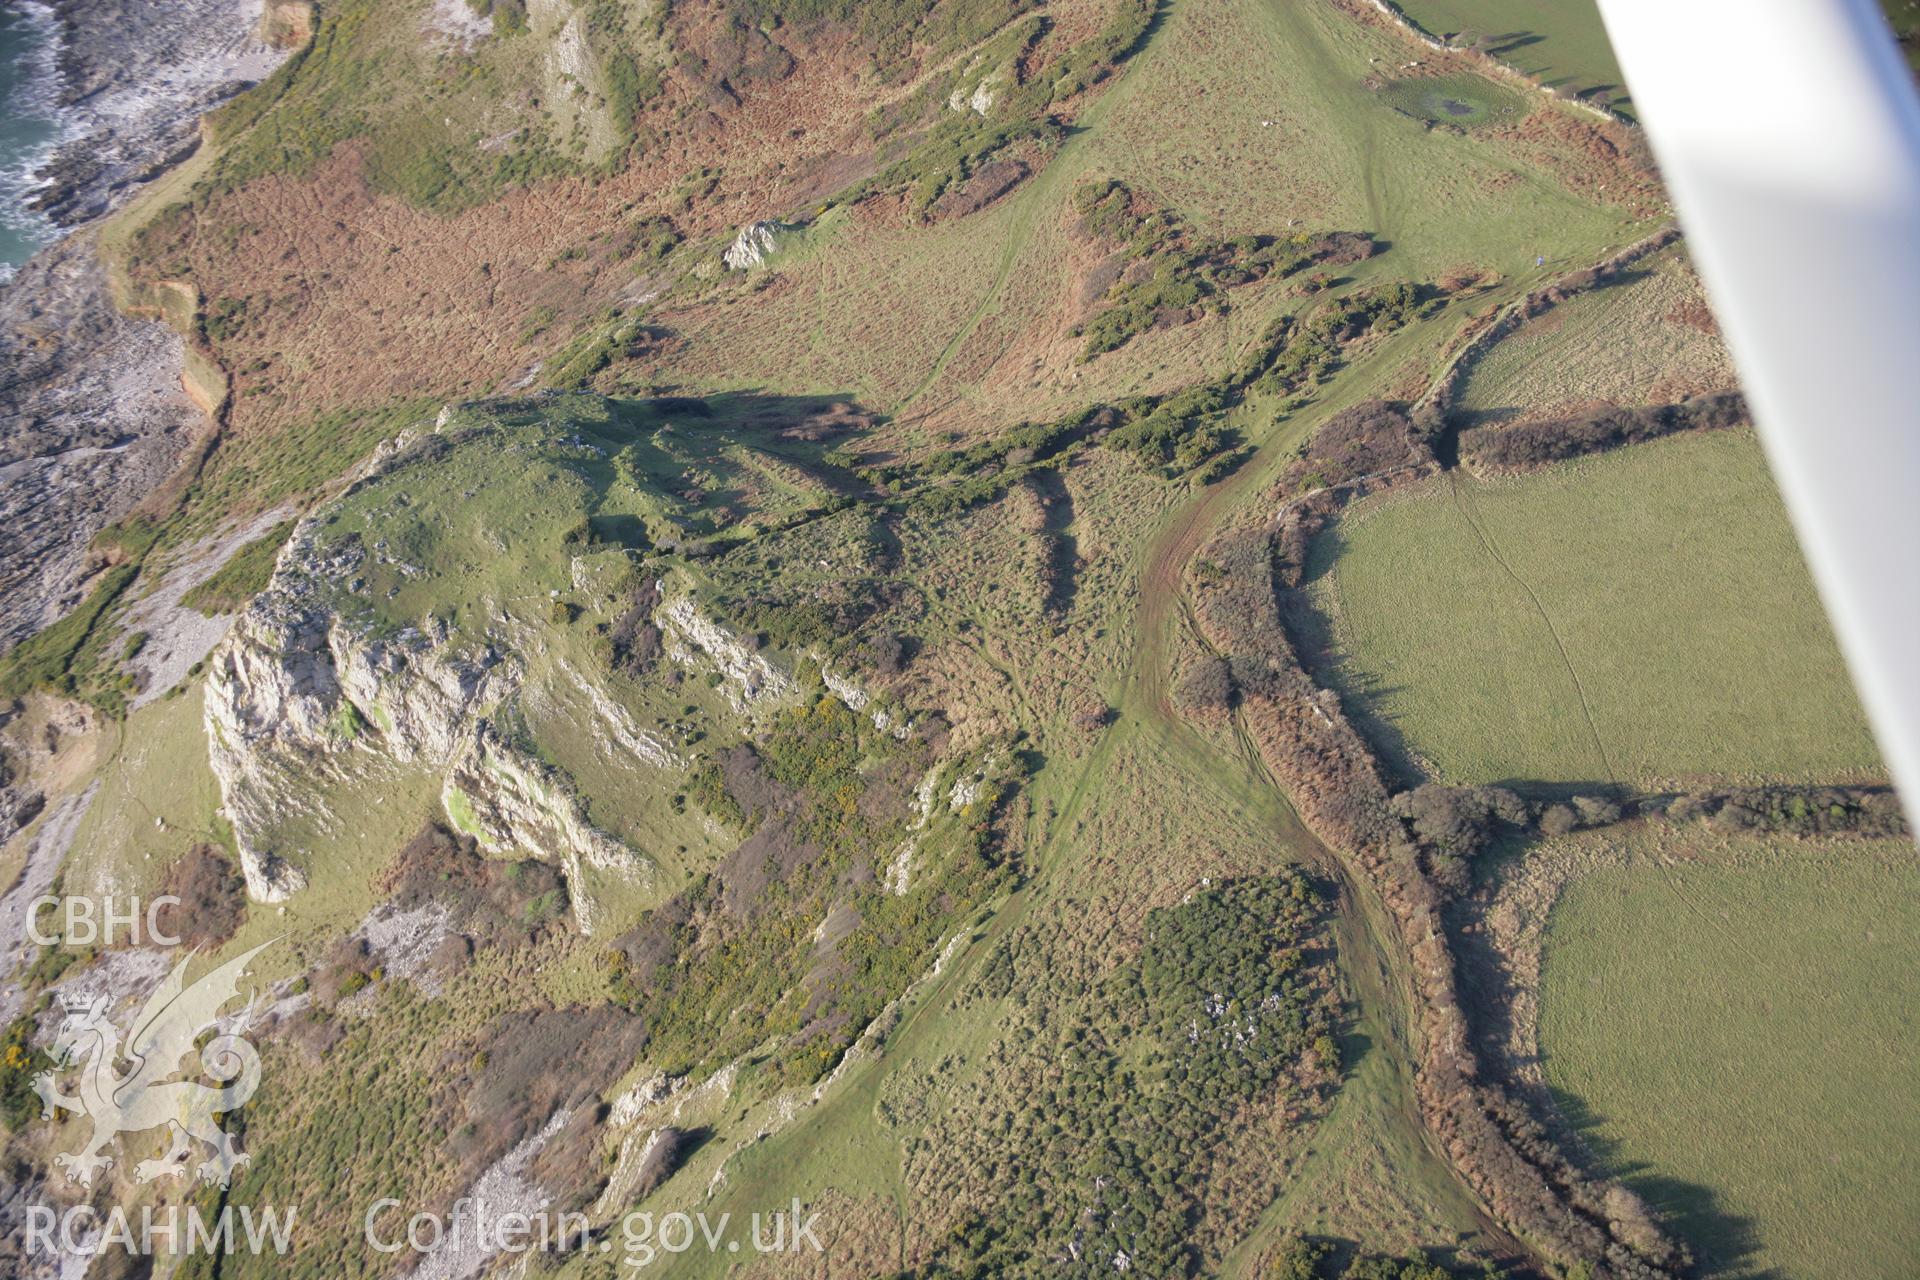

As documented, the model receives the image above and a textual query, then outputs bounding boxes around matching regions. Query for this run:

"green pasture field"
[1308,429,1881,789]
[1391,0,1631,112]
[1539,828,1920,1278]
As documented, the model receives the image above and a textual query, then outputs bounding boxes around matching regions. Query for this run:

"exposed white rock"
[819,664,869,711]
[409,1108,573,1280]
[204,522,510,900]
[716,926,969,1181]
[814,653,911,738]
[948,72,1000,115]
[949,771,987,812]
[872,706,913,738]
[883,766,944,895]
[549,10,592,87]
[597,1126,673,1214]
[45,947,172,1026]
[672,1060,736,1123]
[441,721,647,935]
[424,0,491,50]
[608,1071,686,1130]
[202,435,663,908]
[883,835,919,896]
[657,590,798,715]
[121,506,296,711]
[0,783,97,1022]
[722,221,783,271]
[554,657,681,769]
[355,900,454,995]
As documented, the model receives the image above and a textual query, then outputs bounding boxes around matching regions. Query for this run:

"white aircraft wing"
[1596,0,1920,823]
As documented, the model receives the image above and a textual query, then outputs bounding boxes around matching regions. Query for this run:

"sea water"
[0,2,65,283]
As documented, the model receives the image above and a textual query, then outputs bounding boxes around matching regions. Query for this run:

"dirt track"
[1120,382,1529,1265]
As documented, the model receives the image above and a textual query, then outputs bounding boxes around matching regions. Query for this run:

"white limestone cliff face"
[203,516,512,901]
[657,590,798,715]
[440,721,646,934]
[203,450,658,914]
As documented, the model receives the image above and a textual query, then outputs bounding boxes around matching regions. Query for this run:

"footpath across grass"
[1309,429,1881,788]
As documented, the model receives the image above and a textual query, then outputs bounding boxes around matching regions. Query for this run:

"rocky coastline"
[0,0,293,654]
[0,230,201,648]
[25,0,283,227]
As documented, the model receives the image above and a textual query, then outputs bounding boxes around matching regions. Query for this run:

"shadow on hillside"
[1546,1086,1775,1278]
[1478,31,1634,111]
[1121,0,1174,62]
[1026,466,1081,618]
[1487,30,1545,57]
[1281,522,1427,789]
[611,387,882,483]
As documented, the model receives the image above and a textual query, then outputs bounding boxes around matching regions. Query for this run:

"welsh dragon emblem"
[32,940,273,1188]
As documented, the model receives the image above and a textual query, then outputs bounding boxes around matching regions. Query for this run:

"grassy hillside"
[1539,828,1920,1278]
[1309,429,1881,788]
[12,0,1855,1276]
[652,0,1644,444]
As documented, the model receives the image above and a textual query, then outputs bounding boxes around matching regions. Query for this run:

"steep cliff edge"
[198,393,902,927]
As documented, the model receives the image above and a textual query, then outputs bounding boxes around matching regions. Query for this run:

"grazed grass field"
[1391,0,1630,111]
[1458,246,1737,424]
[1309,430,1881,788]
[1538,829,1920,1278]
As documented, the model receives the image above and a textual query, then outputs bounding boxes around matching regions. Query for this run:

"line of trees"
[1183,501,1688,1279]
[1458,391,1747,473]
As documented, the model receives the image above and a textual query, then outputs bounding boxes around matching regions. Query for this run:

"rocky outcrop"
[657,590,798,715]
[204,524,511,899]
[816,656,914,739]
[203,451,660,914]
[721,221,784,271]
[0,782,97,1024]
[948,73,1000,116]
[441,722,645,935]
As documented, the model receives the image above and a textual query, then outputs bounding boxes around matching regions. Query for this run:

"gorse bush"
[1075,182,1380,360]
[910,875,1339,1278]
